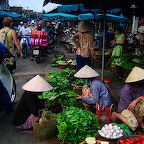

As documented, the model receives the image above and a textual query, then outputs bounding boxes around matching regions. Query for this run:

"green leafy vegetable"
[57,107,100,144]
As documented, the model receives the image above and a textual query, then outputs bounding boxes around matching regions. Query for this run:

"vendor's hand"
[101,106,105,111]
[76,94,83,100]
[128,100,137,111]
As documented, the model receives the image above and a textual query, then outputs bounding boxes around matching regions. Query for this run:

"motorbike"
[20,35,29,58]
[33,45,49,63]
[0,55,16,112]
[30,31,49,63]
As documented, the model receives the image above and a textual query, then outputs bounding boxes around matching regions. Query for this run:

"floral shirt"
[72,32,95,58]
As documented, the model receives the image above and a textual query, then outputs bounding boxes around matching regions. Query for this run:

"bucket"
[67,45,72,53]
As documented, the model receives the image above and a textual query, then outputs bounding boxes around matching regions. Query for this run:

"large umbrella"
[0,10,22,19]
[78,13,128,23]
[57,4,100,13]
[41,12,78,20]
[96,14,129,24]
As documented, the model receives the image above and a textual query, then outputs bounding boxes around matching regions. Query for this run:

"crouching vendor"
[12,75,53,134]
[111,66,144,131]
[74,65,112,111]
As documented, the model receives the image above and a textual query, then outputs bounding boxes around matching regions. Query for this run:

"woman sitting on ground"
[12,75,53,134]
[111,66,144,131]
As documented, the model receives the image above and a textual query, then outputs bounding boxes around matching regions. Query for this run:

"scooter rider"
[0,42,14,114]
[18,21,31,49]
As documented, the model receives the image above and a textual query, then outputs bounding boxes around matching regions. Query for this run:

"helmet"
[20,21,23,24]
[38,21,42,27]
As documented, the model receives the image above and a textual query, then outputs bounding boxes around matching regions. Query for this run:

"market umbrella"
[0,10,22,19]
[96,14,129,24]
[78,13,128,23]
[41,12,78,20]
[78,13,94,20]
[57,4,100,13]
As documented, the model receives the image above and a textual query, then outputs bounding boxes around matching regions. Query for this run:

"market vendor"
[72,20,96,71]
[111,66,144,131]
[74,65,112,111]
[12,75,53,134]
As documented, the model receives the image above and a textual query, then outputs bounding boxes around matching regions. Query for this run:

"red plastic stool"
[99,77,112,88]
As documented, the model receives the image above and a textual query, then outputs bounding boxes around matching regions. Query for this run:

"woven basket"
[33,109,57,142]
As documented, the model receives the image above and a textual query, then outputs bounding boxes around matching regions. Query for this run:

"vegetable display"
[111,53,144,70]
[57,107,100,144]
[98,123,124,139]
[118,135,144,144]
[39,68,83,109]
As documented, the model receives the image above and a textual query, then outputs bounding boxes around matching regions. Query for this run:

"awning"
[41,12,78,20]
[0,10,22,18]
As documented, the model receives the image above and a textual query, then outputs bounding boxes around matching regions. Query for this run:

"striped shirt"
[82,79,112,107]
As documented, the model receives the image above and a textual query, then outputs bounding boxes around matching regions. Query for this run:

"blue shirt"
[82,79,112,107]
[0,42,8,58]
[44,26,54,39]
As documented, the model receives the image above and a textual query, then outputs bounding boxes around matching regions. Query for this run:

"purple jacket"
[82,79,112,107]
[118,84,144,112]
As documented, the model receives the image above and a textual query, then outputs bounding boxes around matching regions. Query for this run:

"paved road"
[0,44,124,144]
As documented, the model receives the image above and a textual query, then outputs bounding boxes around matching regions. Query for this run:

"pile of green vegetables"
[111,53,144,70]
[51,53,65,63]
[38,68,83,109]
[57,107,100,144]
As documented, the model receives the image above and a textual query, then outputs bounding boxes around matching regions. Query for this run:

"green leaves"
[57,107,100,144]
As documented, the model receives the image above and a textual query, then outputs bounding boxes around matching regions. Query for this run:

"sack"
[0,29,10,47]
[96,103,113,125]
[33,109,57,142]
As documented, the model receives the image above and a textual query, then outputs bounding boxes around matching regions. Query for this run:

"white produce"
[98,123,124,139]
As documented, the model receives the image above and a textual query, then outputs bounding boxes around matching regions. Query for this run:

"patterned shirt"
[82,79,112,107]
[72,32,95,58]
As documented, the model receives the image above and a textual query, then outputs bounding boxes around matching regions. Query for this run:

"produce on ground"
[57,107,100,144]
[98,123,124,139]
[118,135,144,144]
[38,68,83,112]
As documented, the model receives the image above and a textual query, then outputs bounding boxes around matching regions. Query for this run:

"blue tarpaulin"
[96,14,128,23]
[78,13,94,20]
[57,4,100,13]
[78,13,128,24]
[41,12,78,20]
[0,10,22,18]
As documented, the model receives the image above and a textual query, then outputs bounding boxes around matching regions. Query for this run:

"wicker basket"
[33,109,57,142]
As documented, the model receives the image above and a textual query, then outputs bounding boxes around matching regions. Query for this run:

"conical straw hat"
[74,65,99,78]
[125,66,144,83]
[22,75,53,92]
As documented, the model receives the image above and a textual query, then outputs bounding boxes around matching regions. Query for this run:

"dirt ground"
[0,44,125,144]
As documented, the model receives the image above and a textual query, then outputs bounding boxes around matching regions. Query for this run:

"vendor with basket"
[111,66,144,131]
[12,75,53,134]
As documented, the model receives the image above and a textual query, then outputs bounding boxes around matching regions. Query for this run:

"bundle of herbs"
[57,107,100,144]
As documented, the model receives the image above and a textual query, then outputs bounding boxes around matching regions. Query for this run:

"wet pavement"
[0,44,124,144]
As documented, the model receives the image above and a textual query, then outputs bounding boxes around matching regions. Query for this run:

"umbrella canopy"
[78,13,128,23]
[78,13,94,20]
[43,0,136,10]
[0,10,22,19]
[96,14,129,24]
[57,4,100,13]
[41,12,78,20]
